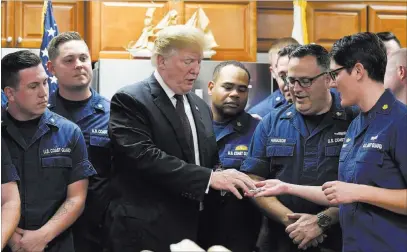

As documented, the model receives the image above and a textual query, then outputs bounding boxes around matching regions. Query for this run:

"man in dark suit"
[107,25,256,252]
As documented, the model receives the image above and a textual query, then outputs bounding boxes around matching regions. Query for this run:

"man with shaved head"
[384,48,407,105]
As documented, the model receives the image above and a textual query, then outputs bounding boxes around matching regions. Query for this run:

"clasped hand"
[8,228,48,252]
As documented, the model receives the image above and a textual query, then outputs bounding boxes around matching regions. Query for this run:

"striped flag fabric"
[292,0,309,45]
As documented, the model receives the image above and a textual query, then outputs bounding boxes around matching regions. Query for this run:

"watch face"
[319,219,329,227]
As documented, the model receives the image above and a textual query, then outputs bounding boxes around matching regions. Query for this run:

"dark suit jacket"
[107,74,218,252]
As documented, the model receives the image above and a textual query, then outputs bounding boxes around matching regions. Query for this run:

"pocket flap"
[42,156,72,168]
[90,135,110,147]
[222,158,243,169]
[325,145,341,156]
[266,145,294,157]
[356,150,384,165]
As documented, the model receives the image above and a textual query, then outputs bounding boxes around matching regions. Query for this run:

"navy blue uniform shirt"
[339,89,407,252]
[1,137,20,184]
[241,91,358,250]
[215,112,260,169]
[48,89,111,178]
[48,89,111,250]
[247,90,287,118]
[2,108,96,252]
[198,112,261,251]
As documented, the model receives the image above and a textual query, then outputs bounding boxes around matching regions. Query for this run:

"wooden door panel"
[307,2,367,50]
[183,1,257,61]
[1,1,15,47]
[368,3,407,47]
[257,1,293,52]
[88,1,169,59]
[14,1,85,48]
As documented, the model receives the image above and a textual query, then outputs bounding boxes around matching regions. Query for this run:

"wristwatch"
[317,212,332,231]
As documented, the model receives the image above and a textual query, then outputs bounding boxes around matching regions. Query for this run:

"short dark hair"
[47,31,84,61]
[330,32,387,83]
[1,50,42,90]
[289,44,330,72]
[376,31,402,47]
[212,60,251,83]
[277,44,301,59]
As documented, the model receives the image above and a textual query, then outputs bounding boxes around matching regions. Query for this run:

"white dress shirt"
[154,71,212,197]
[154,70,200,165]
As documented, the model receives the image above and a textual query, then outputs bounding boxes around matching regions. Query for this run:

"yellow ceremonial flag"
[292,0,309,45]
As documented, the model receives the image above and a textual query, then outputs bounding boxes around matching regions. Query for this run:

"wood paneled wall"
[257,1,407,52]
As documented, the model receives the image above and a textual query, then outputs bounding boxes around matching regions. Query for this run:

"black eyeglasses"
[285,72,327,88]
[277,74,289,86]
[328,67,346,81]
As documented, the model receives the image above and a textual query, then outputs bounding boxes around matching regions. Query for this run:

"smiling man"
[198,61,261,251]
[241,44,359,252]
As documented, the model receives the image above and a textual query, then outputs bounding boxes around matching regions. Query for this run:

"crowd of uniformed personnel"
[1,26,406,252]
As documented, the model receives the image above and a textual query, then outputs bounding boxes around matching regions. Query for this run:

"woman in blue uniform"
[251,32,407,252]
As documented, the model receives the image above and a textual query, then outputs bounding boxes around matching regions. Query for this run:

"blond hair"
[268,37,299,62]
[151,25,206,66]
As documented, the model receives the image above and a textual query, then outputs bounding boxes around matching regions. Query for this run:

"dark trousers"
[198,191,262,252]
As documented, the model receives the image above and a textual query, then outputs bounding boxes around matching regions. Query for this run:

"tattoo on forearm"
[50,199,75,221]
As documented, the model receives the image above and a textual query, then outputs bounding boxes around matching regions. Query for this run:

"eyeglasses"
[277,74,289,86]
[328,67,346,81]
[285,72,327,88]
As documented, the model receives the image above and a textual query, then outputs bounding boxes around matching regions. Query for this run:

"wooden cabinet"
[367,2,407,47]
[87,0,257,61]
[257,1,407,52]
[87,1,171,60]
[182,1,257,61]
[1,1,15,47]
[307,2,368,50]
[1,0,85,48]
[257,1,294,52]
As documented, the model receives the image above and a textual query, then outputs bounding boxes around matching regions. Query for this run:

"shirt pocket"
[221,158,243,169]
[325,145,342,157]
[90,135,110,148]
[41,156,72,197]
[266,138,295,178]
[89,135,111,176]
[221,144,249,169]
[354,149,384,184]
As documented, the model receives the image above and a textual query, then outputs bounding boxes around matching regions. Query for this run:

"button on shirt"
[338,89,407,252]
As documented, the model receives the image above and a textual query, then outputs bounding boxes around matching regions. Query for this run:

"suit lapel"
[149,75,195,163]
[186,93,207,165]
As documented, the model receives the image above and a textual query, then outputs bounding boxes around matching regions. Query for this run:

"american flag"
[40,0,59,94]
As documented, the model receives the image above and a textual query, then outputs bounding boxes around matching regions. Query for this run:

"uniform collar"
[272,90,286,108]
[232,112,253,133]
[2,108,59,129]
[280,90,347,120]
[215,112,253,142]
[366,89,394,116]
[48,88,107,113]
